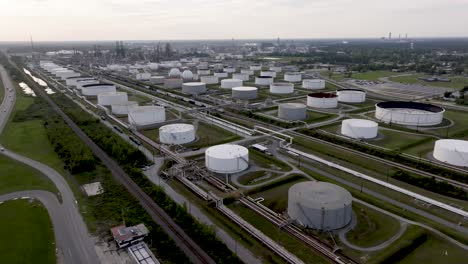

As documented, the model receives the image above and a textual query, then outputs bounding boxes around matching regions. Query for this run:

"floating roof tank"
[205,144,249,174]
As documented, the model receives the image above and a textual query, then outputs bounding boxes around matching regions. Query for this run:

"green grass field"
[346,203,401,247]
[0,200,55,264]
[0,155,57,195]
[390,74,468,90]
[352,71,397,81]
[250,150,292,172]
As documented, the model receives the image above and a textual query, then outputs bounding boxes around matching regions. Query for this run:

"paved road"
[0,65,100,264]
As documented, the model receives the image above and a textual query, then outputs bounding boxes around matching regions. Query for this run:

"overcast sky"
[1,0,468,41]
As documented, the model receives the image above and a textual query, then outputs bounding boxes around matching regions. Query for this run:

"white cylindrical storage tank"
[136,73,151,81]
[433,139,468,167]
[288,181,352,231]
[341,119,378,139]
[65,77,93,87]
[50,67,67,74]
[270,82,294,94]
[214,72,229,78]
[111,101,138,116]
[205,144,249,173]
[250,65,262,71]
[269,66,282,73]
[77,80,100,90]
[197,69,211,76]
[97,92,128,106]
[232,73,249,81]
[241,69,254,76]
[232,86,258,100]
[260,71,277,78]
[182,82,207,95]
[159,124,196,145]
[278,103,307,120]
[307,93,338,108]
[200,75,219,85]
[182,70,194,81]
[375,101,444,126]
[303,79,326,90]
[284,72,302,83]
[81,84,117,96]
[58,71,81,80]
[128,106,166,126]
[168,68,181,78]
[148,63,159,70]
[163,78,183,89]
[255,76,274,86]
[224,67,236,73]
[221,79,243,89]
[150,76,165,84]
[337,89,366,103]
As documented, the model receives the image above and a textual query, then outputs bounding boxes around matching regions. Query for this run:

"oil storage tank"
[182,70,194,81]
[77,79,100,90]
[197,69,211,76]
[241,69,254,76]
[433,139,468,167]
[260,71,277,78]
[269,66,282,73]
[65,76,93,87]
[307,92,338,108]
[205,144,249,174]
[200,75,219,85]
[284,72,302,82]
[214,72,229,78]
[224,67,236,73]
[128,106,166,126]
[255,76,274,86]
[111,101,138,116]
[375,101,444,126]
[163,78,183,89]
[159,124,196,145]
[288,181,352,231]
[278,103,307,120]
[168,68,181,78]
[221,79,243,89]
[270,82,294,94]
[303,79,325,90]
[182,82,206,95]
[232,86,258,100]
[337,89,366,103]
[81,83,116,96]
[232,73,249,81]
[250,65,262,71]
[341,119,378,139]
[97,92,128,106]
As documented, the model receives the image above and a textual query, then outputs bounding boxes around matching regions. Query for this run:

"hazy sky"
[1,0,468,41]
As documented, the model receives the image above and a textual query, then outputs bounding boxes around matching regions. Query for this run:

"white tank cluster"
[341,119,378,139]
[270,82,294,94]
[164,78,183,89]
[159,124,196,145]
[128,106,166,126]
[182,70,194,81]
[269,66,282,73]
[232,73,249,81]
[284,72,302,83]
[205,144,249,174]
[433,139,468,167]
[232,86,258,100]
[182,82,207,95]
[168,68,181,78]
[337,89,366,103]
[221,79,243,89]
[303,79,325,90]
[260,71,277,78]
[375,101,445,126]
[288,181,352,231]
[214,72,229,78]
[307,92,338,108]
[255,76,274,86]
[200,75,219,85]
[250,65,262,71]
[111,101,138,116]
[81,84,116,96]
[97,92,128,106]
[278,103,307,121]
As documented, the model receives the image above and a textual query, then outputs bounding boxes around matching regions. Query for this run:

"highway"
[0,64,100,264]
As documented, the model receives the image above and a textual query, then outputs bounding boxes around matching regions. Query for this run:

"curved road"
[0,65,100,264]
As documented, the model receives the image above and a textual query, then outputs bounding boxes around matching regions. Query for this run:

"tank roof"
[206,144,248,159]
[289,181,352,209]
[81,83,113,88]
[376,101,444,113]
[308,92,337,98]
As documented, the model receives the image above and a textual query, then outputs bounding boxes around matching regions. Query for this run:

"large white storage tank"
[307,93,338,108]
[260,71,277,78]
[214,72,229,78]
[65,76,93,87]
[270,83,294,94]
[81,84,117,96]
[250,65,262,71]
[205,144,249,174]
[241,69,254,76]
[182,70,194,81]
[200,75,219,85]
[341,119,378,139]
[221,79,243,89]
[278,103,307,120]
[232,86,258,100]
[77,80,100,90]
[284,72,302,83]
[182,82,206,95]
[97,92,128,106]
[255,76,274,86]
[128,106,166,126]
[197,69,211,76]
[375,101,444,126]
[159,124,196,145]
[224,67,236,73]
[58,71,81,80]
[232,73,249,81]
[288,181,352,231]
[303,79,325,90]
[337,89,366,103]
[433,139,468,167]
[168,68,181,78]
[150,76,165,84]
[136,72,151,81]
[163,78,183,89]
[111,101,138,116]
[269,66,282,73]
